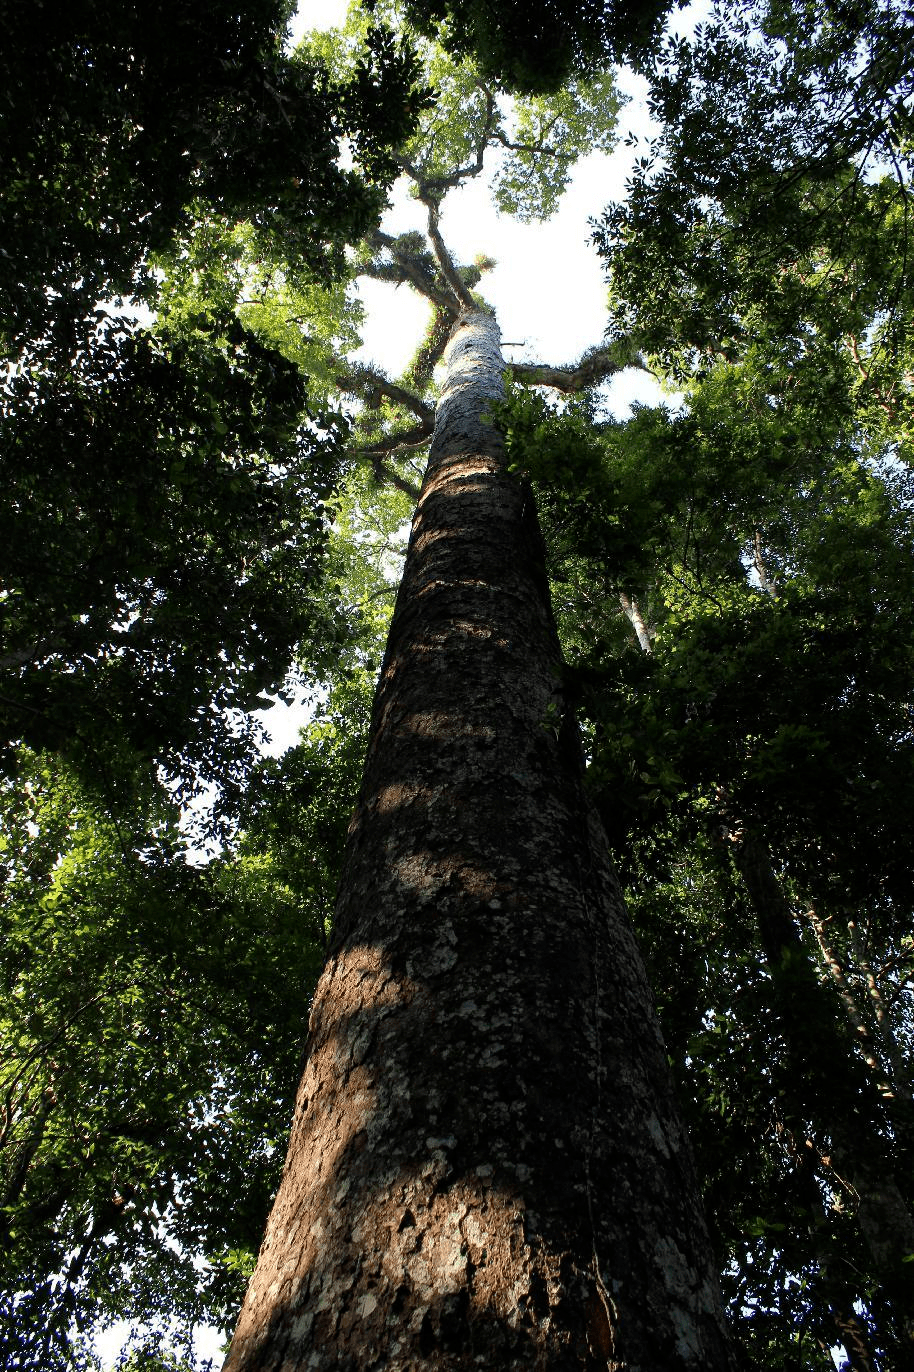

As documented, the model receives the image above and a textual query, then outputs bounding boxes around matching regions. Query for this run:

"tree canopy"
[0,2,425,1364]
[3,0,914,1368]
[403,0,677,91]
[0,0,425,815]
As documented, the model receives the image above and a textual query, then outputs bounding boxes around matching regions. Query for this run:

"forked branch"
[422,199,477,310]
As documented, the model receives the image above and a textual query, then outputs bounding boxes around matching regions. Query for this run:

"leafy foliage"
[0,2,424,1362]
[403,0,676,92]
[0,0,425,347]
[596,0,914,440]
[0,312,347,820]
[500,337,914,1364]
[0,754,324,1370]
[583,41,914,1358]
[0,0,426,817]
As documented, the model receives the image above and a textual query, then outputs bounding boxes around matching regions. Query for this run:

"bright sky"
[291,0,667,415]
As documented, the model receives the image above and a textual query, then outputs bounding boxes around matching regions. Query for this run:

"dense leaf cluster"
[1,314,347,819]
[0,736,359,1371]
[404,0,675,91]
[0,0,424,346]
[0,0,425,1362]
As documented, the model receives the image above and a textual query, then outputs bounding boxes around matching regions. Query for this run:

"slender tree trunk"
[224,311,736,1371]
[619,591,653,654]
[846,919,914,1105]
[732,832,914,1355]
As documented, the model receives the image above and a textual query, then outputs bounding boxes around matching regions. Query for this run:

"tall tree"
[222,11,737,1367]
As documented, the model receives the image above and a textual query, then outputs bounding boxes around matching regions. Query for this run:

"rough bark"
[224,311,736,1371]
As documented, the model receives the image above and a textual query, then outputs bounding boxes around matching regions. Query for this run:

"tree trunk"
[732,832,914,1356]
[619,591,653,654]
[223,311,736,1371]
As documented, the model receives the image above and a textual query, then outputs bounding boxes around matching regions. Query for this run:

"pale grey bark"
[619,591,653,654]
[847,919,914,1103]
[751,530,776,596]
[423,200,478,311]
[808,908,888,1079]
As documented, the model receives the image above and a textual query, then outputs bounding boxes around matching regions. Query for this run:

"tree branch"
[358,420,433,458]
[368,456,422,501]
[403,304,452,392]
[0,646,43,671]
[336,367,434,426]
[422,199,477,310]
[509,344,646,393]
[351,428,428,500]
[366,230,457,313]
[492,129,571,162]
[619,592,653,654]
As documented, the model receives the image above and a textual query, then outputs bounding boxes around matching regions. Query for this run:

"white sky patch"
[288,0,713,419]
[92,1319,225,1370]
[288,0,350,43]
[253,678,318,756]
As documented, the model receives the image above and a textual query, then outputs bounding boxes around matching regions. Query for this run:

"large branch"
[493,130,571,161]
[358,420,433,459]
[366,230,456,313]
[336,367,435,427]
[619,592,653,654]
[490,106,569,164]
[422,199,477,310]
[509,344,648,393]
[403,303,452,391]
[0,646,43,671]
[353,422,431,500]
[365,455,423,501]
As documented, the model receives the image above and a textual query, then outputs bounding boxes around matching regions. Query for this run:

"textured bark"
[224,311,736,1371]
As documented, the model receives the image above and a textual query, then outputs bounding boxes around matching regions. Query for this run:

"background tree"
[499,370,914,1366]
[0,0,424,817]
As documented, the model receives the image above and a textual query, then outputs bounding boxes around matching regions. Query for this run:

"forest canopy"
[2,1,913,1369]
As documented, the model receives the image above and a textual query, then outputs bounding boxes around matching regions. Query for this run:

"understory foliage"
[4,0,914,1369]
